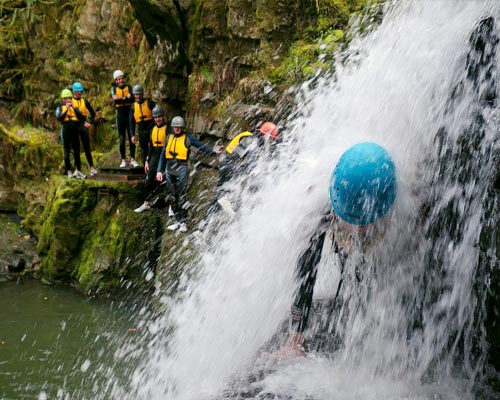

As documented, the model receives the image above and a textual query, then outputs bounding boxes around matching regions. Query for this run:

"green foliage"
[200,65,215,84]
[316,0,351,33]
[267,30,344,86]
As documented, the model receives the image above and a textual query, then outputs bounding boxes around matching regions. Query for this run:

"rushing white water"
[123,1,499,399]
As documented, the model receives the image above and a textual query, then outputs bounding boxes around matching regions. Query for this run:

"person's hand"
[215,145,224,155]
[84,121,91,129]
[272,343,305,358]
[269,333,305,360]
[156,172,163,182]
[144,161,149,173]
[131,135,137,144]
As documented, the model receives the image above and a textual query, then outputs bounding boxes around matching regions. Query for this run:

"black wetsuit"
[140,122,171,203]
[111,83,135,160]
[291,213,348,335]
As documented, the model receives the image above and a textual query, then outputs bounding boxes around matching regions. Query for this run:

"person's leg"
[138,126,149,164]
[61,127,72,174]
[206,159,236,216]
[116,113,126,161]
[71,128,82,171]
[79,126,94,168]
[172,164,189,223]
[125,116,136,161]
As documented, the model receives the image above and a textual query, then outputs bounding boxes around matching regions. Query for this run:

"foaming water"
[122,1,499,399]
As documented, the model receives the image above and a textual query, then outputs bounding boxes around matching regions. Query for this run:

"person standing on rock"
[156,116,221,232]
[134,105,169,213]
[72,81,98,177]
[55,89,86,179]
[129,84,156,165]
[110,70,138,168]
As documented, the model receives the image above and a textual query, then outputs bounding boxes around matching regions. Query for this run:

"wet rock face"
[0,146,18,212]
[0,213,38,282]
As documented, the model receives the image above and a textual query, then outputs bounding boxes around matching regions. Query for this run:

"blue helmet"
[329,142,396,226]
[72,82,84,92]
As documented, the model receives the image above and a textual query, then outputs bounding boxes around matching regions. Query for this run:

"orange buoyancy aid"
[61,105,79,122]
[165,133,189,161]
[134,101,153,123]
[72,98,88,118]
[225,131,253,154]
[151,125,168,148]
[114,86,131,108]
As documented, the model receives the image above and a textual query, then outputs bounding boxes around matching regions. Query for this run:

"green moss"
[0,123,63,180]
[34,176,162,293]
[265,32,342,86]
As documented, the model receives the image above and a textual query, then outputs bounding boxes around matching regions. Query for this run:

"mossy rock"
[35,176,162,293]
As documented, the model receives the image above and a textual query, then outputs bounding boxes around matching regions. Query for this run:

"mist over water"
[123,1,499,399]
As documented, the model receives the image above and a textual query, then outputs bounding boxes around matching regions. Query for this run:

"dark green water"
[0,280,147,399]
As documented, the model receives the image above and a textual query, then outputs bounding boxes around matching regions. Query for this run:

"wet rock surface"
[0,212,38,282]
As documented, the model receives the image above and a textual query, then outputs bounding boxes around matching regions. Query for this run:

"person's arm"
[55,105,66,122]
[73,106,85,122]
[84,99,96,125]
[110,85,118,102]
[129,105,136,136]
[112,85,133,106]
[124,85,134,107]
[290,229,327,334]
[277,213,332,356]
[145,125,155,173]
[146,126,154,162]
[186,132,215,155]
[156,135,168,181]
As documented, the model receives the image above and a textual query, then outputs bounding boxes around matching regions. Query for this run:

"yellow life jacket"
[165,132,189,161]
[151,125,167,148]
[133,101,153,123]
[72,98,88,118]
[61,105,79,122]
[114,86,131,108]
[225,131,253,154]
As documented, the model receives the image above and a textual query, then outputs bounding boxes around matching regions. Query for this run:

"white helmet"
[171,116,185,128]
[113,70,125,80]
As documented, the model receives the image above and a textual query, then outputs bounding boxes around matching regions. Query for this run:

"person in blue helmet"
[276,142,397,356]
[72,81,98,177]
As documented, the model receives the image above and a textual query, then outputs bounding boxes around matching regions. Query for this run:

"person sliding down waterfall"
[156,116,221,232]
[275,142,397,357]
[212,121,280,214]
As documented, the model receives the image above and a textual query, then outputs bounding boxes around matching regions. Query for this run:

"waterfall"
[121,1,499,399]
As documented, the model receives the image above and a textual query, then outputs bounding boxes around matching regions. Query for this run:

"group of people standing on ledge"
[55,83,98,179]
[56,69,281,232]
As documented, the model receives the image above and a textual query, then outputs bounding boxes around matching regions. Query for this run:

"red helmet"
[259,122,279,139]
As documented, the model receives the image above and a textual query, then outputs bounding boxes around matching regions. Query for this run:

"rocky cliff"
[0,0,374,292]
